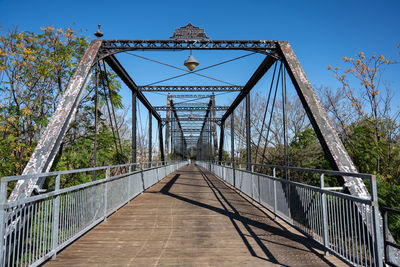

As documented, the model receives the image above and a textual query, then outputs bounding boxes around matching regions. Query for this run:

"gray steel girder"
[278,41,369,199]
[9,39,102,201]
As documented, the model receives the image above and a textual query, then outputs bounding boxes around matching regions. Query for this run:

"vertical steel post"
[218,124,225,164]
[212,94,218,160]
[371,175,384,267]
[132,92,137,170]
[51,175,61,259]
[320,174,329,255]
[165,94,171,162]
[148,110,152,167]
[0,179,7,265]
[181,134,184,160]
[158,121,165,164]
[246,94,251,171]
[231,112,234,165]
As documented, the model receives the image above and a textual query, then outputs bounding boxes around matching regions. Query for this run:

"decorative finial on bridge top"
[170,23,209,40]
[94,24,103,38]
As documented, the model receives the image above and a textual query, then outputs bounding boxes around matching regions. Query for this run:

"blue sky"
[1,0,399,149]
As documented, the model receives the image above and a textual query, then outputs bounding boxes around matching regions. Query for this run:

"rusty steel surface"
[43,164,346,266]
[8,39,102,202]
[100,40,277,54]
[155,106,228,111]
[277,41,369,199]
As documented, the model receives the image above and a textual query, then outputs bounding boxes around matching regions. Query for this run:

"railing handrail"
[207,162,373,204]
[0,161,187,266]
[382,206,400,215]
[217,160,373,180]
[198,161,384,267]
[1,160,169,182]
[2,164,169,208]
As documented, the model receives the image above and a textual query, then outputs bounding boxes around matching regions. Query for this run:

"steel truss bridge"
[0,24,397,267]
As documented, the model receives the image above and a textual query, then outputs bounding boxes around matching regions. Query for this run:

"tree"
[0,25,88,177]
[328,50,397,174]
[0,25,131,191]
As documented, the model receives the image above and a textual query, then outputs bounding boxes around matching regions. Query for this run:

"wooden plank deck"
[43,164,347,266]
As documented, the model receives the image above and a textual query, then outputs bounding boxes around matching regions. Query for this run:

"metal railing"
[197,161,384,267]
[0,161,186,267]
[382,207,400,267]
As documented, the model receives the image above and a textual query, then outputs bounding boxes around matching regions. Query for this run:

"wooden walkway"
[44,164,346,266]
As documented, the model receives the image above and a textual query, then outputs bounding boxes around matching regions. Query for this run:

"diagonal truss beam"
[277,41,368,197]
[169,100,185,141]
[104,55,161,121]
[199,100,213,139]
[221,55,277,123]
[9,39,103,201]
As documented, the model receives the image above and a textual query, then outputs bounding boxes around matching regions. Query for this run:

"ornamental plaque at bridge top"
[170,23,209,39]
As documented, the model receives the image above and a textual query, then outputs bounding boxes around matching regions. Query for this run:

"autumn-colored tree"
[0,26,89,176]
[328,49,398,176]
[0,25,130,186]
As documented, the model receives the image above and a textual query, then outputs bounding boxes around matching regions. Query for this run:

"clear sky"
[1,0,399,149]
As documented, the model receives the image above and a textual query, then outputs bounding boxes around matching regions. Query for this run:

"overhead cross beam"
[155,106,228,111]
[171,129,214,132]
[138,86,243,92]
[162,118,221,122]
[101,40,277,53]
[171,94,213,98]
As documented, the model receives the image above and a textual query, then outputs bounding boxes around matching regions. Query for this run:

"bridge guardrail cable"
[196,161,385,267]
[0,161,187,267]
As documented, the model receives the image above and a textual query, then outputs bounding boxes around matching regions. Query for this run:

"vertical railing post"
[0,179,7,265]
[320,174,329,255]
[383,209,388,263]
[128,164,132,202]
[51,175,61,259]
[273,168,277,220]
[371,175,384,267]
[104,167,110,222]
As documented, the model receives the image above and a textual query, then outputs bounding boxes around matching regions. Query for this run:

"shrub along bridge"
[0,24,396,266]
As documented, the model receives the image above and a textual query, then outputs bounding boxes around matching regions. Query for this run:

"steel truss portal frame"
[12,36,369,212]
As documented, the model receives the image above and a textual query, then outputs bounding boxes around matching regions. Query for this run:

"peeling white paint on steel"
[8,39,102,202]
[278,41,370,200]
